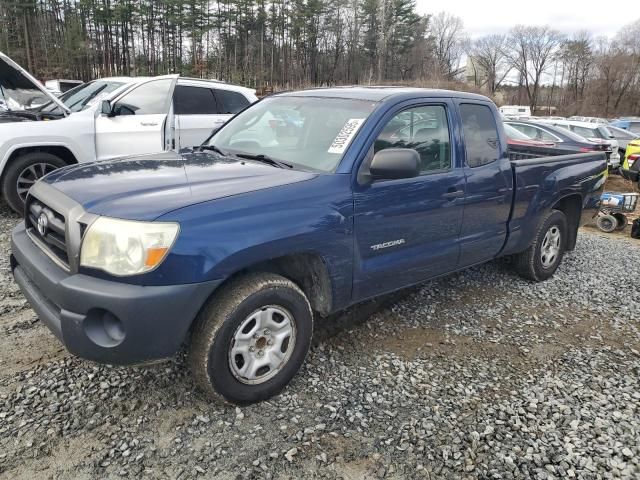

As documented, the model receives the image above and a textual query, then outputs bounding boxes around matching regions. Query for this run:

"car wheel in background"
[189,273,313,404]
[612,213,628,231]
[596,214,618,233]
[1,152,67,213]
[514,210,568,282]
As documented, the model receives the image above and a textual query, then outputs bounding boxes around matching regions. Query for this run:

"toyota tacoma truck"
[11,87,606,404]
[0,51,256,212]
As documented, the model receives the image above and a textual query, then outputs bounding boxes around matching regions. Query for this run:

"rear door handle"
[140,121,159,126]
[442,189,464,200]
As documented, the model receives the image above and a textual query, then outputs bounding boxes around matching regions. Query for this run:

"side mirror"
[369,148,420,180]
[100,100,114,116]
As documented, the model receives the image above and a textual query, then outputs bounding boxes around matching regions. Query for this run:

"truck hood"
[41,150,317,220]
[0,52,70,115]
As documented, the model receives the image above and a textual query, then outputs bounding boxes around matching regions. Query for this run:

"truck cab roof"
[275,86,491,103]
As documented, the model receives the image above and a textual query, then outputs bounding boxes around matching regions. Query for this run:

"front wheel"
[514,210,568,282]
[189,273,313,404]
[1,152,67,213]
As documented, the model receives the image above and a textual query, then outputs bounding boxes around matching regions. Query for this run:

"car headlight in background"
[80,217,179,276]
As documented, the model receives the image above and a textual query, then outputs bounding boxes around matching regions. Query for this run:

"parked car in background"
[504,123,554,147]
[505,120,613,158]
[623,139,640,169]
[499,105,531,117]
[581,116,608,125]
[536,119,620,168]
[0,51,258,212]
[610,118,640,135]
[44,79,83,96]
[10,87,606,403]
[608,125,639,155]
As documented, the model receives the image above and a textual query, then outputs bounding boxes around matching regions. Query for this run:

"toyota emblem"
[37,213,49,236]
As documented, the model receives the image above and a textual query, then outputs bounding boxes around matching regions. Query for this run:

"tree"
[427,11,466,80]
[468,34,511,94]
[507,25,564,111]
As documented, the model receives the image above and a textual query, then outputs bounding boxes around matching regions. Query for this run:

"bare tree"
[507,25,564,111]
[468,34,511,94]
[428,11,466,80]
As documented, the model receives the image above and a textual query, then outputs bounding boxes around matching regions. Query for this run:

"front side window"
[460,103,500,167]
[597,126,614,139]
[174,85,218,115]
[215,89,250,114]
[113,79,173,116]
[538,129,560,142]
[374,105,451,173]
[209,96,377,172]
[509,123,538,138]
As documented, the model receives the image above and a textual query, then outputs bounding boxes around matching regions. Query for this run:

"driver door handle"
[442,189,464,200]
[140,121,158,126]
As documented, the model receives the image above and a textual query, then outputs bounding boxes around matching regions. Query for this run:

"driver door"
[95,75,178,160]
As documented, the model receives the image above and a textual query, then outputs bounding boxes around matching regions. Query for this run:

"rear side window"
[571,125,597,139]
[460,104,500,167]
[114,79,173,115]
[215,89,250,114]
[174,85,218,115]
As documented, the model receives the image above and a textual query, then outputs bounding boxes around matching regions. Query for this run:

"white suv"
[0,52,257,212]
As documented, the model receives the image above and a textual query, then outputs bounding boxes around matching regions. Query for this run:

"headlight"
[80,217,179,276]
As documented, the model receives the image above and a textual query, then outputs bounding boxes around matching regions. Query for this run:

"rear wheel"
[2,152,67,213]
[514,210,567,282]
[596,214,617,233]
[189,273,313,404]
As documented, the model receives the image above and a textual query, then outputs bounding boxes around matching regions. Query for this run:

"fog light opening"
[84,309,126,348]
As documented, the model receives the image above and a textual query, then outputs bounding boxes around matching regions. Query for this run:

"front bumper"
[11,222,221,365]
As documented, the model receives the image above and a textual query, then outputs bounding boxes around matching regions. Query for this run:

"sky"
[415,0,637,39]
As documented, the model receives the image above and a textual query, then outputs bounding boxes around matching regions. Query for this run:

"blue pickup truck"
[11,87,606,404]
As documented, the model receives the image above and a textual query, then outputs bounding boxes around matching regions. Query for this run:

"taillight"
[579,147,593,152]
[629,154,640,166]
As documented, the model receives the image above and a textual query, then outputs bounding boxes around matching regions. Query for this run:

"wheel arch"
[196,252,334,323]
[0,145,78,191]
[230,252,333,316]
[551,193,582,251]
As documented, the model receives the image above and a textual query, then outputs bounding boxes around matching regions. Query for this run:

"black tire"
[1,152,67,213]
[596,214,617,233]
[613,213,628,231]
[189,273,313,404]
[514,210,568,282]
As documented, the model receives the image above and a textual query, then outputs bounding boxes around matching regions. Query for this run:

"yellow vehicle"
[623,139,640,169]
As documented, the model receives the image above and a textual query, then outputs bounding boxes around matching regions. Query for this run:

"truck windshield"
[207,96,378,172]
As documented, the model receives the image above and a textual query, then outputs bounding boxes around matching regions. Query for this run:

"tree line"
[1,0,639,116]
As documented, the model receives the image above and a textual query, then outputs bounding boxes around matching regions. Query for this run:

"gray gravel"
[0,202,638,479]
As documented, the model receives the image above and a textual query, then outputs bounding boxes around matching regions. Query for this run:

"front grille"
[25,196,69,268]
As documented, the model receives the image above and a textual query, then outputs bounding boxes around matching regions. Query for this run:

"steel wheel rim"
[540,225,561,269]
[228,305,297,385]
[16,163,57,201]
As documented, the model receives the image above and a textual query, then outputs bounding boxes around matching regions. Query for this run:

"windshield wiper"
[234,153,293,169]
[199,144,228,156]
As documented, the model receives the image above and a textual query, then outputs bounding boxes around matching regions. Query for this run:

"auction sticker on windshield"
[328,118,365,154]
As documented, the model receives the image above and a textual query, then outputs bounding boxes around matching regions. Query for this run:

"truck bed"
[502,151,607,256]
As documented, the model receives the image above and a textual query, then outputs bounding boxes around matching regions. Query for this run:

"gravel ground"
[0,203,639,480]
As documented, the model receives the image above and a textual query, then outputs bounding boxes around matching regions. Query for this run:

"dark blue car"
[11,87,607,404]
